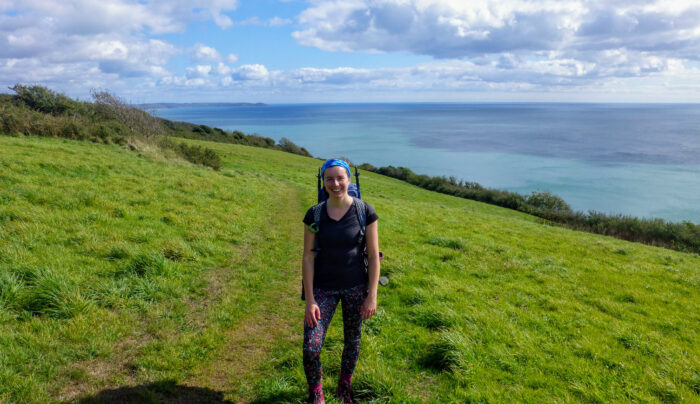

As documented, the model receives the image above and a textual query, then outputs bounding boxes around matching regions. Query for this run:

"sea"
[151,103,700,224]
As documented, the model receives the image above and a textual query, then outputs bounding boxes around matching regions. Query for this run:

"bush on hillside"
[91,89,166,137]
[160,138,222,171]
[246,134,276,148]
[278,137,311,157]
[527,191,572,213]
[10,84,76,115]
[361,163,700,254]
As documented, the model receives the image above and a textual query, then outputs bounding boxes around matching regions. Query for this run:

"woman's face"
[323,165,350,199]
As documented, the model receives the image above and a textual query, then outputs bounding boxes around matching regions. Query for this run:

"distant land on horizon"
[136,102,267,109]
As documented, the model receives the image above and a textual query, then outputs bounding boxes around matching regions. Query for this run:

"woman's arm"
[361,220,380,320]
[302,225,321,327]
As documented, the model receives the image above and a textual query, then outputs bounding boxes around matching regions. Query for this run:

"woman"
[302,158,380,404]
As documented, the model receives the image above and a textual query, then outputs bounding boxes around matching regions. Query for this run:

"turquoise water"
[153,103,700,223]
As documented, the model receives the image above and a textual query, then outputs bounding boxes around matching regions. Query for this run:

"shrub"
[91,89,166,136]
[10,84,75,115]
[527,191,572,213]
[362,163,700,254]
[246,134,276,148]
[157,138,222,170]
[278,137,311,157]
[60,119,82,139]
[231,130,246,141]
[0,105,22,134]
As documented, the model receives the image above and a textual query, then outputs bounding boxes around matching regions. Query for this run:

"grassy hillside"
[4,85,698,255]
[0,85,310,170]
[1,135,698,403]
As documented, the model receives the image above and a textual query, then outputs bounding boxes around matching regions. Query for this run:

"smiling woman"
[301,158,380,404]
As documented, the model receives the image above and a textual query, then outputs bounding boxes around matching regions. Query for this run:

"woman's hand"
[361,294,377,320]
[305,301,321,327]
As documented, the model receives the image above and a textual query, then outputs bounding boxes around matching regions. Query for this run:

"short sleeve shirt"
[303,199,378,290]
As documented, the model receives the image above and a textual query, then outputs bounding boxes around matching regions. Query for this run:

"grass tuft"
[120,252,169,277]
[363,309,387,335]
[426,236,467,250]
[353,372,394,403]
[616,333,641,350]
[251,376,300,404]
[161,241,194,262]
[421,330,468,372]
[412,306,457,330]
[0,271,24,313]
[19,269,92,319]
[106,245,130,260]
[652,381,681,404]
[683,373,700,395]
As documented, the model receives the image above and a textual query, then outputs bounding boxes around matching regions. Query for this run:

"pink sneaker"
[336,382,353,404]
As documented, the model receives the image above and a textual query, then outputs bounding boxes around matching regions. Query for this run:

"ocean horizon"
[152,103,700,224]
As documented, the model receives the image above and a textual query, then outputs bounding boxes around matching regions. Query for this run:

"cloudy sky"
[2,0,700,103]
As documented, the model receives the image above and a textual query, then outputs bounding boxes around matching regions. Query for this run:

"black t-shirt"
[303,200,378,290]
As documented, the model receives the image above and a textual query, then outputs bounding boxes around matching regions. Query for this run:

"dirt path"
[60,185,305,403]
[183,188,304,401]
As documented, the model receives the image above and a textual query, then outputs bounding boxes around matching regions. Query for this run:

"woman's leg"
[338,284,368,387]
[303,288,340,392]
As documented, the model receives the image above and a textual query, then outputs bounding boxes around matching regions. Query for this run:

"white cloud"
[292,0,700,83]
[186,64,212,78]
[212,12,234,29]
[238,16,262,26]
[2,0,699,101]
[236,15,292,27]
[288,67,387,85]
[95,57,700,101]
[232,64,270,80]
[0,0,239,91]
[268,16,292,27]
[293,0,587,56]
[193,44,221,61]
[214,62,233,75]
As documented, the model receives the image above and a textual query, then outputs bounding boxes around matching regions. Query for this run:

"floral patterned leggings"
[303,283,367,389]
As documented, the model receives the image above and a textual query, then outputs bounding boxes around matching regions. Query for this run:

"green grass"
[1,135,699,403]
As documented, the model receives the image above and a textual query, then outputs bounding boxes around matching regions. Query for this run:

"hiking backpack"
[301,165,387,301]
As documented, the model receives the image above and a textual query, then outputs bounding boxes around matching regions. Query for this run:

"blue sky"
[2,0,700,103]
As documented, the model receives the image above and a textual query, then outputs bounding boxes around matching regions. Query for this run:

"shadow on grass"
[69,379,233,404]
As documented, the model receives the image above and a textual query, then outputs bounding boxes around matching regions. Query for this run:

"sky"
[2,0,700,103]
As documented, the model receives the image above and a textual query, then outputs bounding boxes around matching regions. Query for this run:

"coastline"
[151,103,700,224]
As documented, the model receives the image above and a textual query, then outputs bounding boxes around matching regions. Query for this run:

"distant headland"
[136,102,267,109]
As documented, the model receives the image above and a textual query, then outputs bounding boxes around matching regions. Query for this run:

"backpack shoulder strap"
[352,197,367,237]
[308,201,325,234]
[313,201,325,223]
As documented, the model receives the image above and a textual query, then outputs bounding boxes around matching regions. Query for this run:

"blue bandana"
[321,158,351,179]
